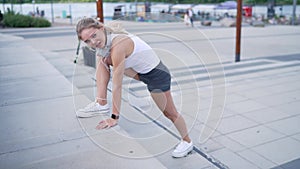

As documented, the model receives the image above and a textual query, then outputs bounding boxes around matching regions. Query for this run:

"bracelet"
[111,114,119,120]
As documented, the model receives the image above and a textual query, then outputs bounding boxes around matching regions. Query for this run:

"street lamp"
[292,0,297,25]
[51,0,54,23]
[32,0,35,15]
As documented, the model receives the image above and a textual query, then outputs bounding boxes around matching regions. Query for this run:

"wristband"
[111,114,119,120]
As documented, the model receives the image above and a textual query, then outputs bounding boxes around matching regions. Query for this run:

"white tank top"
[112,34,160,74]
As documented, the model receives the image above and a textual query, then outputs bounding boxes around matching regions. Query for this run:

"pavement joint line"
[99,60,300,99]
[224,71,300,89]
[125,60,300,93]
[51,48,77,52]
[180,62,300,87]
[223,110,300,148]
[0,94,78,108]
[5,26,299,42]
[130,105,230,169]
[250,115,300,138]
[122,59,274,85]
[0,133,89,156]
[87,76,229,168]
[127,32,300,45]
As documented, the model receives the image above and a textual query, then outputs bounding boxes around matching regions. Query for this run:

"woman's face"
[80,27,106,49]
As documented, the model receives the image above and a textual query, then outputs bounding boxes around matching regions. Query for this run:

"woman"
[184,11,190,26]
[76,18,193,158]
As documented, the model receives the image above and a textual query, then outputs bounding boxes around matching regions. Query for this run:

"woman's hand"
[96,118,118,130]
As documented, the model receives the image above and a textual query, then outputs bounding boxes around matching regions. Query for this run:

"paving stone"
[252,137,300,165]
[271,158,300,169]
[227,125,285,148]
[237,149,277,169]
[225,99,268,114]
[207,115,258,135]
[242,107,293,124]
[210,148,260,169]
[292,133,300,142]
[265,116,300,136]
[212,135,246,152]
[274,101,300,116]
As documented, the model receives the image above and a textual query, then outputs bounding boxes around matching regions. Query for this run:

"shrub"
[3,13,51,28]
[31,17,51,27]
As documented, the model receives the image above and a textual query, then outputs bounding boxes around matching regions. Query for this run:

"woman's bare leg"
[151,91,191,143]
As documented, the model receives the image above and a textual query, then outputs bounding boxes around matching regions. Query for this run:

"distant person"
[184,11,190,26]
[41,10,45,17]
[36,7,40,16]
[224,12,229,18]
[75,17,193,158]
[0,10,3,22]
[197,10,201,16]
[188,8,194,27]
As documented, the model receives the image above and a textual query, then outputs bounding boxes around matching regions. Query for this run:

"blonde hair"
[76,17,128,40]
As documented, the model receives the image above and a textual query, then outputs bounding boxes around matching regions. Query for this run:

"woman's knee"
[163,110,180,122]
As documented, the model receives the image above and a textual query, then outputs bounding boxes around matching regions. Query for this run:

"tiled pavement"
[1,22,300,169]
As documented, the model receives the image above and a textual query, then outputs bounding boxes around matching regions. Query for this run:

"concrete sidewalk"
[1,23,300,169]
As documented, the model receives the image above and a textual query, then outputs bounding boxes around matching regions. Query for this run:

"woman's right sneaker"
[172,140,193,158]
[76,101,109,118]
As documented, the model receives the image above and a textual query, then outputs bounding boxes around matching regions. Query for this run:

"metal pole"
[10,0,13,12]
[96,0,104,23]
[292,0,297,25]
[135,0,137,16]
[69,3,72,25]
[235,0,242,62]
[32,0,35,15]
[2,0,4,12]
[51,0,54,23]
[20,3,22,14]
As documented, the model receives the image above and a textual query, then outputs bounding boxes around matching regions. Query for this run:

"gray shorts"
[138,61,171,93]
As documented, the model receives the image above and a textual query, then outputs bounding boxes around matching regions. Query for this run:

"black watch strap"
[111,114,119,120]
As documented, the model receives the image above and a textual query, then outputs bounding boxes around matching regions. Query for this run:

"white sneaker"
[76,101,109,118]
[172,140,193,158]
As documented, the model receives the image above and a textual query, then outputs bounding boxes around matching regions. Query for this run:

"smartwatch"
[111,114,119,120]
